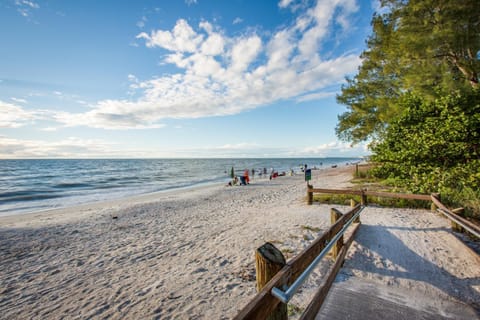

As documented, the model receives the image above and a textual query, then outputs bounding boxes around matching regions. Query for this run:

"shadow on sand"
[341,224,480,313]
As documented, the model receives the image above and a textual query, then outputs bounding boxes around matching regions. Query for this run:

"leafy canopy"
[336,0,480,143]
[369,91,480,214]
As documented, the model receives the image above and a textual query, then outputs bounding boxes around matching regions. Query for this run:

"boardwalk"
[316,206,480,319]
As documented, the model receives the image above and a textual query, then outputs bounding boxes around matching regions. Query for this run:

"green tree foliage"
[370,92,480,214]
[336,0,480,143]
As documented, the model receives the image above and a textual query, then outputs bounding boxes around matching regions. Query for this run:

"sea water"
[0,158,360,216]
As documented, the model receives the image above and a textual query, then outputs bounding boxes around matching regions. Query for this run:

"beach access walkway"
[316,206,480,320]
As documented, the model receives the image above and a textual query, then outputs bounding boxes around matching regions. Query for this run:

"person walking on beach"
[243,169,250,184]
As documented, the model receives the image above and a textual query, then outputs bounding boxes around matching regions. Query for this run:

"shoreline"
[0,158,361,218]
[0,180,226,227]
[0,164,351,227]
[1,165,478,319]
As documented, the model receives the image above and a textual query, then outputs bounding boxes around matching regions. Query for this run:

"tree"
[370,91,480,198]
[336,0,480,143]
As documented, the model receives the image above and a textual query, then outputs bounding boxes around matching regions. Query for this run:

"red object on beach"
[244,169,250,184]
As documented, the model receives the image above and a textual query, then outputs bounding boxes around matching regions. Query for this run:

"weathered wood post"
[431,193,440,212]
[330,208,344,259]
[307,184,313,205]
[351,199,360,223]
[355,163,359,177]
[361,190,367,206]
[255,243,287,320]
[451,208,465,233]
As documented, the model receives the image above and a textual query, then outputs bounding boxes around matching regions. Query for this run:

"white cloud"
[278,0,294,9]
[0,136,123,159]
[16,0,39,8]
[137,19,204,52]
[230,35,262,72]
[11,97,27,104]
[296,91,336,102]
[50,0,361,130]
[200,32,225,56]
[137,16,147,29]
[300,141,369,157]
[0,135,369,159]
[169,140,369,158]
[14,0,40,17]
[185,0,198,6]
[0,100,39,128]
[233,17,243,25]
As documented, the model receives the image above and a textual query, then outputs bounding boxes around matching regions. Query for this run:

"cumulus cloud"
[0,136,121,159]
[53,0,361,130]
[0,100,39,128]
[300,141,369,157]
[137,19,204,52]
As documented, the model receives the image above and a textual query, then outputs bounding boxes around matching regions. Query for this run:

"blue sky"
[0,0,377,158]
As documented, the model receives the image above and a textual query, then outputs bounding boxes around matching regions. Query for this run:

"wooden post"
[330,208,344,259]
[255,243,287,320]
[355,163,359,177]
[351,199,360,223]
[451,208,465,233]
[307,184,313,205]
[431,193,440,212]
[361,190,367,206]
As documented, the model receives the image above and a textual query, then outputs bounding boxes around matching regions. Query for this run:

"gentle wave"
[0,158,361,216]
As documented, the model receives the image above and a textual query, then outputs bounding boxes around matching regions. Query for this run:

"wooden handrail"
[234,204,362,319]
[431,194,480,238]
[236,189,478,320]
[309,188,431,201]
[299,222,361,319]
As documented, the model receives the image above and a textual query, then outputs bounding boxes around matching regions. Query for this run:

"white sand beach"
[0,166,479,319]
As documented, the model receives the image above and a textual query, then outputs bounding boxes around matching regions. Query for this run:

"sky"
[0,0,378,159]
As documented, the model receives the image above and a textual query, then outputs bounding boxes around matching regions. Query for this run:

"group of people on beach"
[227,167,272,186]
[227,166,297,186]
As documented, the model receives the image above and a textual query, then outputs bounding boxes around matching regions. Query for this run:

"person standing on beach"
[251,168,255,180]
[243,169,250,184]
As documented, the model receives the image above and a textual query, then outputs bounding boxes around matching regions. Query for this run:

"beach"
[1,165,479,319]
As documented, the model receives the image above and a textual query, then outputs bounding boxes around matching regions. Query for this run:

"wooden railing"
[306,186,432,205]
[234,204,363,319]
[235,187,479,320]
[431,194,480,238]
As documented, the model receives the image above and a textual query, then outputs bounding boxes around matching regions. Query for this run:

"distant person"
[251,168,255,180]
[239,175,246,185]
[243,169,250,184]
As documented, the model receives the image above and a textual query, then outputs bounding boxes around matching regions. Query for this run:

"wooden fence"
[307,186,479,238]
[235,187,479,320]
[234,203,362,320]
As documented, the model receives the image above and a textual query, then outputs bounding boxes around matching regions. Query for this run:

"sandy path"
[341,206,480,313]
[1,165,478,319]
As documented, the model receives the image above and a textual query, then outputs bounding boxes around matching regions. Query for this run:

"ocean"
[0,158,361,216]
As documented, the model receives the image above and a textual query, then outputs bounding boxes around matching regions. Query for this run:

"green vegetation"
[370,92,480,216]
[335,0,480,217]
[301,225,322,232]
[337,0,480,143]
[313,192,430,210]
[287,304,303,317]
